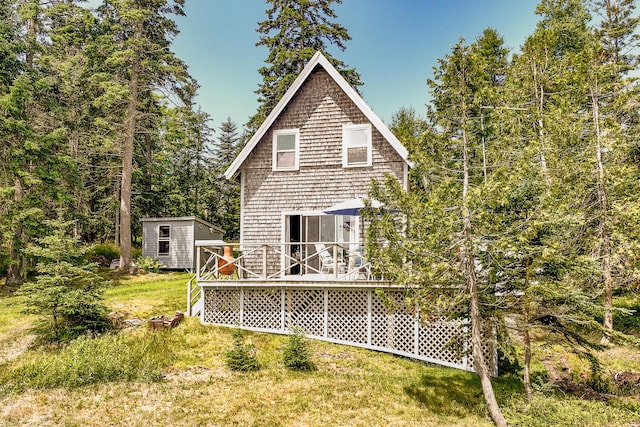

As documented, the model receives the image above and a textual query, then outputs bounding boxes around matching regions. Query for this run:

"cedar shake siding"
[239,67,405,274]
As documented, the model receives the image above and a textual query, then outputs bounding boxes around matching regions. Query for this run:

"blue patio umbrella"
[323,197,383,216]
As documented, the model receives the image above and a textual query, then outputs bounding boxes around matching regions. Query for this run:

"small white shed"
[142,216,224,270]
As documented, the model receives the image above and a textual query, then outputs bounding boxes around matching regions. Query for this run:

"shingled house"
[189,52,495,374]
[223,51,410,276]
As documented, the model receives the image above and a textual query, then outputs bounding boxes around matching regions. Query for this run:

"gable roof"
[224,51,410,180]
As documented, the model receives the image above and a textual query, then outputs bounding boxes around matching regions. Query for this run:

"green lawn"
[0,272,638,426]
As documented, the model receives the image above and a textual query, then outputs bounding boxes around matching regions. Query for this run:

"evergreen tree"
[1,0,79,284]
[593,0,639,71]
[369,35,510,427]
[248,0,362,131]
[96,0,194,271]
[577,0,640,334]
[207,117,242,240]
[143,105,213,221]
[225,328,259,371]
[282,328,316,371]
[19,215,111,342]
[389,107,429,150]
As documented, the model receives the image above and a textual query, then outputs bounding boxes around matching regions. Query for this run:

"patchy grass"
[0,286,36,365]
[1,273,639,426]
[1,331,174,390]
[104,272,190,318]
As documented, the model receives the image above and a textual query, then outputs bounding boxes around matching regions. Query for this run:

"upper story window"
[158,225,170,256]
[273,129,299,171]
[342,124,372,167]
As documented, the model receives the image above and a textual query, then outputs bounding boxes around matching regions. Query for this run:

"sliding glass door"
[285,213,359,275]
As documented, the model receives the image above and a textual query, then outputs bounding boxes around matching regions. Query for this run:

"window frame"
[272,129,300,171]
[342,123,372,168]
[157,224,170,257]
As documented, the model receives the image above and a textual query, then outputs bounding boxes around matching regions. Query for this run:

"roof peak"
[224,51,409,179]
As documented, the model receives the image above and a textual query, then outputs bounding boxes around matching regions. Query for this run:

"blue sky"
[172,1,543,130]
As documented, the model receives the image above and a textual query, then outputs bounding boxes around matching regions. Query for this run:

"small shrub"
[90,243,120,262]
[135,256,163,273]
[613,297,640,334]
[225,328,259,371]
[132,247,142,259]
[282,328,316,371]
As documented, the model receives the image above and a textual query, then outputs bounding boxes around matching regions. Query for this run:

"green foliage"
[135,256,163,273]
[613,297,640,333]
[0,332,173,389]
[202,117,242,240]
[89,243,120,261]
[503,392,640,427]
[248,0,362,130]
[282,328,316,371]
[225,328,259,372]
[19,217,111,343]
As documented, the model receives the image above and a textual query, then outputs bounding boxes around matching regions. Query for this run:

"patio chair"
[347,246,373,280]
[314,243,345,275]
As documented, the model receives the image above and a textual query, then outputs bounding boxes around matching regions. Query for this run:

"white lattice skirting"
[200,286,496,374]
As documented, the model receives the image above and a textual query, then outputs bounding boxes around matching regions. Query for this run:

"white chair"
[347,246,373,280]
[314,243,345,275]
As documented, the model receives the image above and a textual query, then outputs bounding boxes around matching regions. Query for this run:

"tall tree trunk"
[461,117,507,427]
[119,21,142,272]
[522,304,533,399]
[591,80,614,335]
[531,60,549,185]
[6,177,24,285]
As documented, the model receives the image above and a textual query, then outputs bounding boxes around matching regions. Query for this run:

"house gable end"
[225,51,410,180]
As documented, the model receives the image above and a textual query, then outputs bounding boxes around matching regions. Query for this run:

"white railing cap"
[195,240,228,247]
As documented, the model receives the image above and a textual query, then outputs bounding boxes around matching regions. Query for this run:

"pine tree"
[225,328,259,371]
[580,0,640,334]
[1,0,79,285]
[369,35,509,427]
[282,328,316,371]
[248,0,362,131]
[97,0,194,271]
[593,0,639,71]
[208,117,242,240]
[19,215,111,342]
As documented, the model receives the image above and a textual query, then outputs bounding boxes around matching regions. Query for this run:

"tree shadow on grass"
[0,283,21,298]
[403,370,484,417]
[404,369,525,418]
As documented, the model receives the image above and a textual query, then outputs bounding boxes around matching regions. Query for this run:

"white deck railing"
[194,241,379,282]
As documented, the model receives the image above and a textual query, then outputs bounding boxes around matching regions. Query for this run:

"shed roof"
[224,51,410,180]
[141,216,224,233]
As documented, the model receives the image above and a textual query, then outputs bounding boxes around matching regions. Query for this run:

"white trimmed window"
[342,124,372,167]
[273,129,299,171]
[158,225,170,256]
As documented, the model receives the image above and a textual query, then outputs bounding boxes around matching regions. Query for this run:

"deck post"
[262,245,268,279]
[281,288,286,331]
[186,277,192,316]
[332,244,338,279]
[195,247,201,280]
[367,289,372,345]
[414,304,420,355]
[323,289,329,338]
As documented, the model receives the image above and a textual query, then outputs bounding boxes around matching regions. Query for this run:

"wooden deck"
[188,241,497,375]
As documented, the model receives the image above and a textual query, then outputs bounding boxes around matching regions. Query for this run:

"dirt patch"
[0,325,35,364]
[163,366,227,383]
[541,354,609,401]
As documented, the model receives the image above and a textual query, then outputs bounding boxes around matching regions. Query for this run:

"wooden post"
[186,277,192,316]
[332,244,338,279]
[196,246,201,280]
[263,245,268,279]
